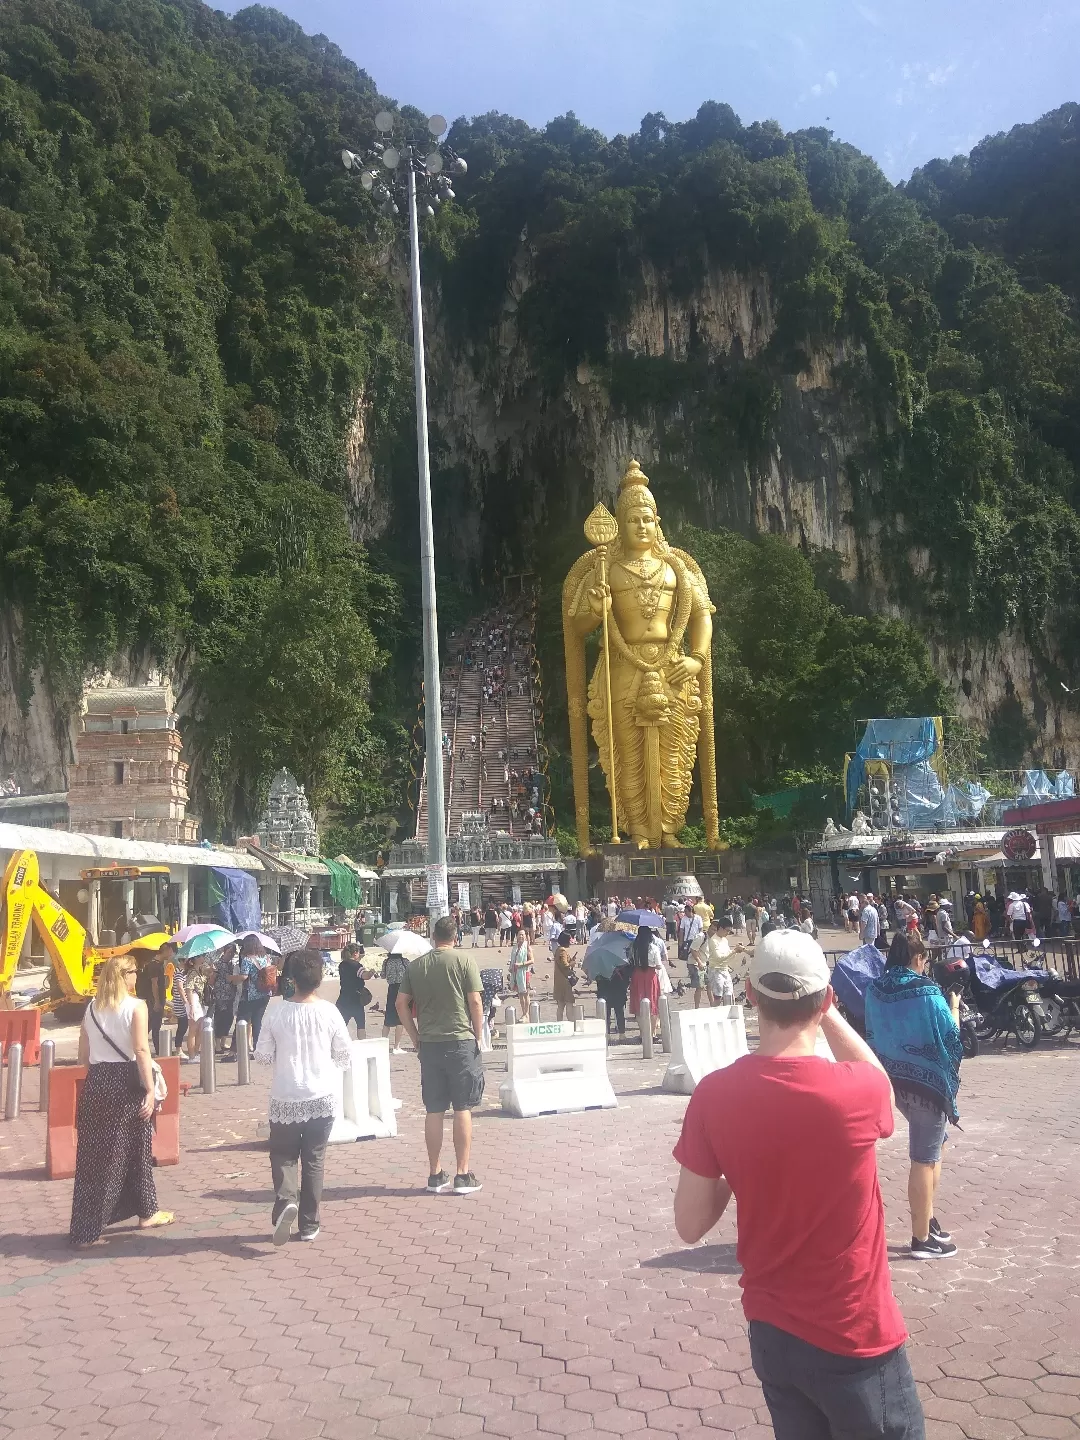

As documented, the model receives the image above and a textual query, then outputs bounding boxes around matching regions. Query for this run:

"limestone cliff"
[417,251,1080,769]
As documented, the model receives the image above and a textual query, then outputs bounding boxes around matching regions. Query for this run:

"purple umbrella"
[174,922,228,945]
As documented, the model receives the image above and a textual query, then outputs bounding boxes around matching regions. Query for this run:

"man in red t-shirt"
[673,929,924,1440]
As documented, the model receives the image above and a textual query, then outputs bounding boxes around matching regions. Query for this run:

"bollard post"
[39,1039,55,1115]
[160,1027,172,1058]
[4,1042,23,1120]
[200,1017,216,1095]
[529,1002,540,1023]
[658,995,672,1054]
[571,1003,584,1032]
[640,1001,653,1059]
[236,1020,251,1086]
[503,1005,516,1029]
[595,998,608,1043]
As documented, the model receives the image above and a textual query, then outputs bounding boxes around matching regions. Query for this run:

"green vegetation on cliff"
[2,0,1078,847]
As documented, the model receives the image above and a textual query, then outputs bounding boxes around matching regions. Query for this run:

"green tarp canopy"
[752,785,819,819]
[323,857,360,909]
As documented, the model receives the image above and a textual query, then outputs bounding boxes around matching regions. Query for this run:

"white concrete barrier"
[662,1005,748,1095]
[814,1030,836,1062]
[329,1037,398,1142]
[499,1019,617,1119]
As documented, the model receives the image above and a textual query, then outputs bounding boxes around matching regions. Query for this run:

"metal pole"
[658,995,672,1054]
[529,1001,540,1023]
[640,1000,653,1059]
[39,1039,54,1114]
[571,1003,584,1032]
[236,1020,251,1085]
[4,1042,23,1120]
[200,1017,216,1095]
[503,1005,516,1028]
[407,159,447,921]
[595,997,608,1022]
[160,1027,172,1058]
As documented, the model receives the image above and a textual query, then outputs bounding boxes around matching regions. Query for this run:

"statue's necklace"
[617,557,667,623]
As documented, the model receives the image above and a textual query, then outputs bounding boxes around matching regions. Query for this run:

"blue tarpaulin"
[831,944,886,1024]
[845,717,940,817]
[209,867,261,933]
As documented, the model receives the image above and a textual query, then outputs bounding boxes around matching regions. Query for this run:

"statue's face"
[622,500,658,553]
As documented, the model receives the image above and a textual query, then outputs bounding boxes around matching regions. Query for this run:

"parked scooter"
[930,954,981,1058]
[967,941,1048,1048]
[1022,939,1080,1037]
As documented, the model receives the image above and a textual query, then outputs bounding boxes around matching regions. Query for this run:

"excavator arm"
[1,850,100,1002]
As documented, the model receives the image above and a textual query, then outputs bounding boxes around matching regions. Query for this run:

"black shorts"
[384,983,401,1023]
[420,1040,485,1114]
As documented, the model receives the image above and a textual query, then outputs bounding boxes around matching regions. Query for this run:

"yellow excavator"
[0,849,173,1011]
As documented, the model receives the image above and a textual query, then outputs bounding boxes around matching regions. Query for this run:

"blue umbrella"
[617,909,666,930]
[583,930,632,980]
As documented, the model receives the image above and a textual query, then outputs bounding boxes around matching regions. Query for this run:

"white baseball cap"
[749,929,831,1000]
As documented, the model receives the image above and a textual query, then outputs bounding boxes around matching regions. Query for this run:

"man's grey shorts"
[420,1040,485,1114]
[895,1088,949,1164]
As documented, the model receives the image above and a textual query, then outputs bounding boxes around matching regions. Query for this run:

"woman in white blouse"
[255,949,353,1245]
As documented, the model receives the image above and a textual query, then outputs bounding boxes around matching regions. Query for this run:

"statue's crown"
[619,458,651,493]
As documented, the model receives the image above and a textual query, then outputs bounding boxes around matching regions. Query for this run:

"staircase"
[414,599,544,845]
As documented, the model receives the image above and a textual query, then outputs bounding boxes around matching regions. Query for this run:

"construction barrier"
[662,1005,748,1095]
[499,1019,617,1119]
[46,1057,182,1179]
[0,1007,41,1066]
[329,1037,398,1143]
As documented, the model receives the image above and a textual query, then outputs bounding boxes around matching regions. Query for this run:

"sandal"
[138,1211,175,1230]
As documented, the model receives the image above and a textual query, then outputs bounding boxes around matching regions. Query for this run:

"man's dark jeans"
[750,1320,925,1440]
[268,1115,334,1236]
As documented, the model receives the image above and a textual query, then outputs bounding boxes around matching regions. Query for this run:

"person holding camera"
[672,929,923,1440]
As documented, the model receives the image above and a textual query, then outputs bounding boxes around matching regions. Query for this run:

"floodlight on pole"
[340,110,468,919]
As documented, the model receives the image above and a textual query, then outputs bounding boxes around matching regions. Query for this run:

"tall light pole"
[342,112,467,920]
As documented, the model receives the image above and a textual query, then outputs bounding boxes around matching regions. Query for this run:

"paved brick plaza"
[2,1007,1079,1440]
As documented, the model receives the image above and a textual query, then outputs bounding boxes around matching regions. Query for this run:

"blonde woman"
[508,928,532,1019]
[70,955,174,1247]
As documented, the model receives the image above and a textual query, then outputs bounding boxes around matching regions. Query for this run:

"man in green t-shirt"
[396,915,485,1196]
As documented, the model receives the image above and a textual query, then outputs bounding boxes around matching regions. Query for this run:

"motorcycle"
[1021,941,1080,1037]
[931,955,982,1059]
[968,945,1048,1049]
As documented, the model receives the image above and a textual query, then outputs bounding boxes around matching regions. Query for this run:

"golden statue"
[562,459,721,853]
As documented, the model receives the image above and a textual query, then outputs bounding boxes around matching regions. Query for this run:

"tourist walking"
[859,892,881,946]
[865,933,961,1260]
[255,950,353,1245]
[335,942,371,1032]
[677,903,703,969]
[597,961,629,1039]
[382,948,409,1054]
[509,928,532,1019]
[672,929,924,1439]
[135,940,171,1056]
[484,902,499,947]
[629,927,662,1041]
[553,929,576,1022]
[70,956,174,1247]
[469,906,482,946]
[209,941,238,1054]
[498,904,513,946]
[395,915,485,1195]
[232,934,275,1050]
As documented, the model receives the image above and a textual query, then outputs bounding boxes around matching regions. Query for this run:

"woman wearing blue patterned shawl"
[865,932,963,1260]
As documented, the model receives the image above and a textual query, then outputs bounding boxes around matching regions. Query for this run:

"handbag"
[88,1004,168,1104]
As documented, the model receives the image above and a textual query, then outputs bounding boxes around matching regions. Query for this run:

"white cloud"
[855,3,882,25]
[825,69,838,88]
[926,63,957,86]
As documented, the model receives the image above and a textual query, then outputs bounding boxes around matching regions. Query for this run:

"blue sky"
[231,0,1079,181]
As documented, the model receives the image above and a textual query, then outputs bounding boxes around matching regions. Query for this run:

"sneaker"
[391,1047,406,1055]
[298,1227,320,1242]
[910,1233,957,1259]
[929,1216,953,1243]
[453,1172,482,1195]
[427,1170,452,1193]
[272,1202,298,1247]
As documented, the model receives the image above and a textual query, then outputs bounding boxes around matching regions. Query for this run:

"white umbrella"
[232,929,283,954]
[380,930,432,960]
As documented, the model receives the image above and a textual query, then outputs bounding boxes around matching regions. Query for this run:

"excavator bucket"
[1,850,40,996]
